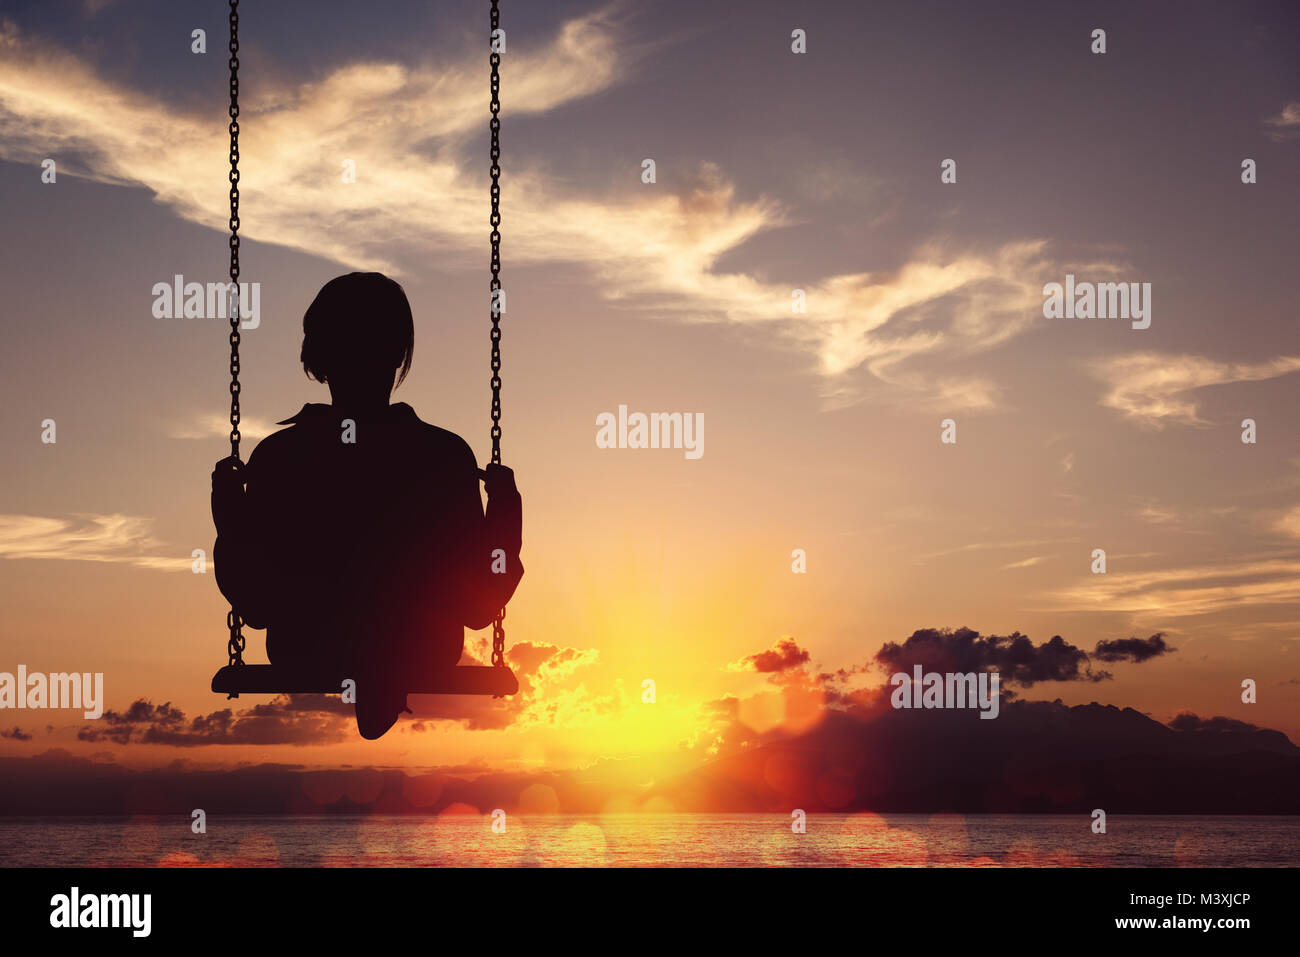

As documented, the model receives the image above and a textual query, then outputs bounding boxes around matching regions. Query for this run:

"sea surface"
[0,814,1294,867]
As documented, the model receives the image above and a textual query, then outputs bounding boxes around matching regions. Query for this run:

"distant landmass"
[654,699,1300,814]
[1,699,1296,816]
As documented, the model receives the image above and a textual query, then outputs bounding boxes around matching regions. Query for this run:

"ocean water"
[0,814,1295,867]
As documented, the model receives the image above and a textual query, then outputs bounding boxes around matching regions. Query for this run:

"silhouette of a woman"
[210,272,523,738]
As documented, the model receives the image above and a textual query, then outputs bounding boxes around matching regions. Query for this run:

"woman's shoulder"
[405,412,477,466]
[245,403,478,468]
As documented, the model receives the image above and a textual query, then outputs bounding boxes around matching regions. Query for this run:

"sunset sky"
[1,0,1298,786]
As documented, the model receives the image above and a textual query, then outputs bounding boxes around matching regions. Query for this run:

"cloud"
[1264,101,1300,142]
[727,636,811,674]
[0,513,190,570]
[874,627,1109,685]
[1275,506,1300,540]
[1047,555,1300,619]
[168,413,277,442]
[802,240,1056,410]
[78,695,354,746]
[1087,353,1300,428]
[405,638,611,732]
[711,625,1181,758]
[77,639,611,744]
[1002,556,1045,570]
[0,727,33,741]
[1168,713,1260,734]
[916,538,1077,564]
[1137,503,1179,525]
[0,10,629,269]
[0,15,1064,410]
[1092,633,1174,663]
[703,625,1182,762]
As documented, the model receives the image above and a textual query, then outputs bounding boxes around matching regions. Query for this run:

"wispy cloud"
[0,14,1064,410]
[917,538,1077,564]
[1088,353,1300,428]
[1137,503,1179,525]
[1276,506,1300,540]
[1047,555,1300,619]
[805,240,1055,410]
[1264,101,1300,142]
[0,514,190,570]
[168,413,277,442]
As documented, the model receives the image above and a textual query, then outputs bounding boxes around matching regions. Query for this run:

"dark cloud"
[872,627,1181,686]
[875,627,1107,685]
[1093,633,1175,663]
[0,727,33,741]
[78,695,352,747]
[713,627,1179,746]
[823,681,896,714]
[1169,713,1260,734]
[732,637,810,674]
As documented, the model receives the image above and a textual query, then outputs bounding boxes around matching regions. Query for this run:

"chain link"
[489,0,506,669]
[226,0,246,671]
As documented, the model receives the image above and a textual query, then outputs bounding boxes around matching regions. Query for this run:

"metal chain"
[226,0,246,670]
[488,0,502,465]
[488,0,506,669]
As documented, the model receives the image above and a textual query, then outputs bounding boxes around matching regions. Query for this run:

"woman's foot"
[354,674,408,740]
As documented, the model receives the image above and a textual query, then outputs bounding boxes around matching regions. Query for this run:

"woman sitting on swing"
[210,272,524,739]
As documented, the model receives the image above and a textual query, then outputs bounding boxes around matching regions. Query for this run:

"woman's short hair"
[301,272,415,387]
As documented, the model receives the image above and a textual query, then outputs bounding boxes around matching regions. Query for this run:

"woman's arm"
[211,453,272,629]
[453,452,524,631]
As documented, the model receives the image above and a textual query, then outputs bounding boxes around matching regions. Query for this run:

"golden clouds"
[1088,353,1300,428]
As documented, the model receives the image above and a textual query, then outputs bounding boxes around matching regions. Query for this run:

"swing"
[210,0,518,700]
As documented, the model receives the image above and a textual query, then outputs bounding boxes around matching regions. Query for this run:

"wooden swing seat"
[211,663,519,697]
